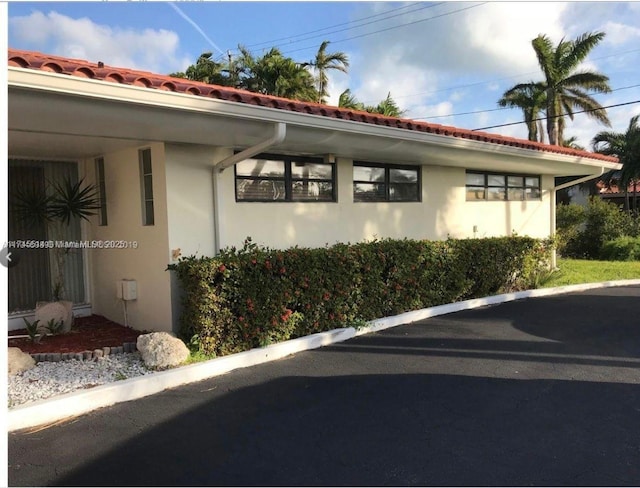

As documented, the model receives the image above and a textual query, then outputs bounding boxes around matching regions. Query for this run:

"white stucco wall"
[86,143,173,332]
[215,158,553,249]
[429,168,554,239]
[164,144,220,258]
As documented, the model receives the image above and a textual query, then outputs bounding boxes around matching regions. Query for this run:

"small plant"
[22,317,41,343]
[45,318,65,335]
[346,318,370,330]
[114,372,128,381]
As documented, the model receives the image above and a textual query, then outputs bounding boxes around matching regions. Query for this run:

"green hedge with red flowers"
[169,236,551,357]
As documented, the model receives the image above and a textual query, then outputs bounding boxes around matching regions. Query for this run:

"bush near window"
[557,198,639,259]
[169,236,550,357]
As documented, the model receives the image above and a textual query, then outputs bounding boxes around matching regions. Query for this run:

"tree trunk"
[546,92,558,145]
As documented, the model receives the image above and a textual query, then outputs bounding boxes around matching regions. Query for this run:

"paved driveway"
[8,285,640,486]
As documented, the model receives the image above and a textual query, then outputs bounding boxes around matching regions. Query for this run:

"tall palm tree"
[303,41,349,104]
[532,31,612,145]
[592,115,640,211]
[498,82,546,142]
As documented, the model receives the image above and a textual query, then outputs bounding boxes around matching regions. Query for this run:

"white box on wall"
[117,280,137,301]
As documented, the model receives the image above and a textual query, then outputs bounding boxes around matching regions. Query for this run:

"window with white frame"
[235,154,336,202]
[353,162,420,202]
[139,148,154,225]
[466,171,541,201]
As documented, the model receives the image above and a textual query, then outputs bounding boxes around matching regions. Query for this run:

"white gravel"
[8,353,153,408]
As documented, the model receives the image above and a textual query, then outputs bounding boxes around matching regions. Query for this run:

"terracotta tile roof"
[8,48,619,164]
[598,180,640,194]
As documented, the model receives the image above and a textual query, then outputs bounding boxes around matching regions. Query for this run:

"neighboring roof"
[598,180,640,195]
[8,48,619,164]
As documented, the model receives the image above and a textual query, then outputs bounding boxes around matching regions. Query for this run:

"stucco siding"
[215,159,553,249]
[164,144,220,258]
[87,143,173,332]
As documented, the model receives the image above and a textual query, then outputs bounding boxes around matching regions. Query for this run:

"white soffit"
[9,68,621,176]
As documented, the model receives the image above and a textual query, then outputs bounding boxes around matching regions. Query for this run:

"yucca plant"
[12,177,100,301]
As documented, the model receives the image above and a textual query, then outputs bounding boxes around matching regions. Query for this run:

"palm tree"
[592,115,640,211]
[366,92,405,117]
[498,82,546,142]
[171,52,229,86]
[303,41,349,104]
[239,47,318,101]
[562,136,585,150]
[338,89,405,117]
[532,31,612,145]
[338,89,364,110]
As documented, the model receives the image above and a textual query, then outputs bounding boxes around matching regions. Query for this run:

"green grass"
[541,259,640,288]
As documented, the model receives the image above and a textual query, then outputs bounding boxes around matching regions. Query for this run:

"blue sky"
[6,1,640,149]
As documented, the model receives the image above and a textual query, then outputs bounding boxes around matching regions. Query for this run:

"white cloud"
[602,21,640,45]
[9,11,191,73]
[340,1,574,136]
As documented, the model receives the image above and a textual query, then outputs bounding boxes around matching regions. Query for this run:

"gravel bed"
[8,353,153,408]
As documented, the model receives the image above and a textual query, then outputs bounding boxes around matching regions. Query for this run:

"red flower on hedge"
[218,264,226,273]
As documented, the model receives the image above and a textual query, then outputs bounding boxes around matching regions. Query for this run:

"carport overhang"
[8,67,621,177]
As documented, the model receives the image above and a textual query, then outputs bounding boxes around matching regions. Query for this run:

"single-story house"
[7,48,621,332]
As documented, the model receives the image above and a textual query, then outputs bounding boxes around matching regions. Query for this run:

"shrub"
[600,236,640,261]
[169,237,550,357]
[558,197,636,258]
[556,203,586,256]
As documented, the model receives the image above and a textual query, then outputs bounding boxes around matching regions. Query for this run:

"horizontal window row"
[235,156,542,203]
[235,155,421,203]
[465,171,541,201]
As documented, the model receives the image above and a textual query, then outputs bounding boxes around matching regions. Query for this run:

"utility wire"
[279,2,487,57]
[244,2,435,50]
[361,47,640,105]
[472,100,640,131]
[413,83,640,121]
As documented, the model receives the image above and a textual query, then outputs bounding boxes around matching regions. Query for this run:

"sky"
[5,1,640,150]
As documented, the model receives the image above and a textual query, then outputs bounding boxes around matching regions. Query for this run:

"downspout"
[211,122,287,254]
[549,167,605,268]
[214,122,287,174]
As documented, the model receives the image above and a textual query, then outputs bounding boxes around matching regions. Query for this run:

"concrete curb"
[8,327,355,432]
[355,279,640,336]
[8,279,639,432]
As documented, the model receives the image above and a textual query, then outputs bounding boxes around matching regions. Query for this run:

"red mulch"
[8,315,144,354]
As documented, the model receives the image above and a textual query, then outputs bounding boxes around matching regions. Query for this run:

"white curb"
[8,279,639,432]
[355,279,640,336]
[8,327,355,432]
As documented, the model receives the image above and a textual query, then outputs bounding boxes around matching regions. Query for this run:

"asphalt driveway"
[8,285,640,486]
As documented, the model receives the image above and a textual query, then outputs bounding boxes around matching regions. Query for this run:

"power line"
[243,2,436,51]
[278,2,488,57]
[361,47,640,105]
[413,83,640,121]
[472,100,640,131]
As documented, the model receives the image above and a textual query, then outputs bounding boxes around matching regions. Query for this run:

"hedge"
[169,236,550,357]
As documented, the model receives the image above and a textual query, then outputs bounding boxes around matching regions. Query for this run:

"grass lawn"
[542,258,640,288]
